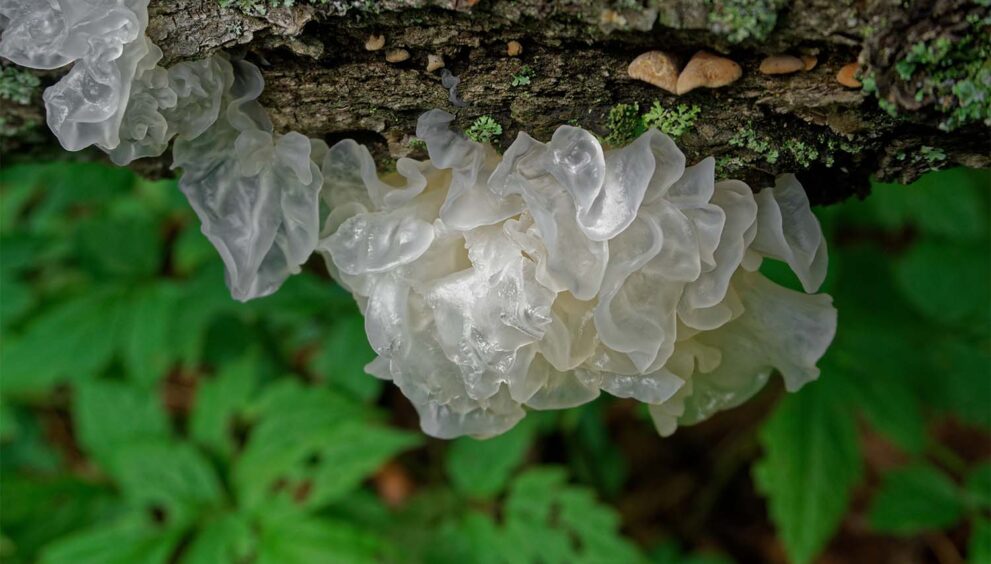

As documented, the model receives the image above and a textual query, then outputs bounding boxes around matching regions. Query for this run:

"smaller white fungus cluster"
[0,0,838,439]
[1,0,153,152]
[1,0,324,300]
[319,110,836,438]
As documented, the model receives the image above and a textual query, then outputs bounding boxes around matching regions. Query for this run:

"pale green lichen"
[870,12,990,130]
[511,65,535,88]
[705,0,786,43]
[465,115,502,144]
[218,0,356,16]
[605,101,701,147]
[729,126,779,164]
[728,123,864,169]
[641,102,701,138]
[0,67,40,105]
[897,145,948,170]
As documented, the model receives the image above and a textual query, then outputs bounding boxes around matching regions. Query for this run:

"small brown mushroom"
[507,40,523,57]
[676,51,742,95]
[365,34,385,51]
[836,63,861,88]
[801,55,818,71]
[385,49,410,64]
[426,54,445,72]
[627,51,679,95]
[759,54,804,75]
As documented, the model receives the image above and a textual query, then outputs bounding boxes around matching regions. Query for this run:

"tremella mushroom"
[0,0,837,440]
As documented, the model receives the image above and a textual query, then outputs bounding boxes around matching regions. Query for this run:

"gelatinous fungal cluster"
[0,0,838,439]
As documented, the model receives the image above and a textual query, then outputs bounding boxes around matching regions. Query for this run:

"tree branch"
[3,0,988,204]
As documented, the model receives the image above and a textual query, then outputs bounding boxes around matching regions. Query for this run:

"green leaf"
[1,290,124,394]
[108,441,224,530]
[568,399,629,497]
[170,266,239,366]
[236,418,419,514]
[970,518,991,564]
[0,476,118,563]
[894,241,991,328]
[189,353,258,459]
[0,274,35,329]
[172,222,217,276]
[424,511,508,564]
[753,377,862,564]
[869,464,966,534]
[235,382,418,513]
[120,284,178,387]
[310,314,381,402]
[73,380,170,464]
[38,519,179,564]
[502,467,642,564]
[446,417,535,499]
[966,463,991,510]
[256,517,384,564]
[824,324,926,453]
[928,340,991,429]
[648,541,734,564]
[183,513,254,564]
[75,215,161,279]
[871,168,990,241]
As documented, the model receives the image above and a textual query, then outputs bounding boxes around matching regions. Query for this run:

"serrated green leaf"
[310,314,381,402]
[502,467,642,564]
[236,418,418,514]
[754,377,862,564]
[894,241,990,327]
[446,417,535,499]
[189,353,258,459]
[424,511,508,564]
[120,283,178,387]
[970,517,991,564]
[966,463,991,510]
[108,441,224,530]
[38,519,179,564]
[183,513,254,564]
[256,517,384,564]
[235,382,418,514]
[1,290,125,394]
[73,380,170,464]
[869,464,966,534]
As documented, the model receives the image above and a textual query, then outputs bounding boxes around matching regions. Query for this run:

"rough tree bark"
[2,0,988,204]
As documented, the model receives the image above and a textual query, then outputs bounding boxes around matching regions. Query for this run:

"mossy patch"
[605,102,642,146]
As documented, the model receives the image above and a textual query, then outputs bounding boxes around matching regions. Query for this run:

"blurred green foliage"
[0,162,988,563]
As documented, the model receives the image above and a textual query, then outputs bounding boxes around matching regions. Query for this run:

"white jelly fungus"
[0,0,837,439]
